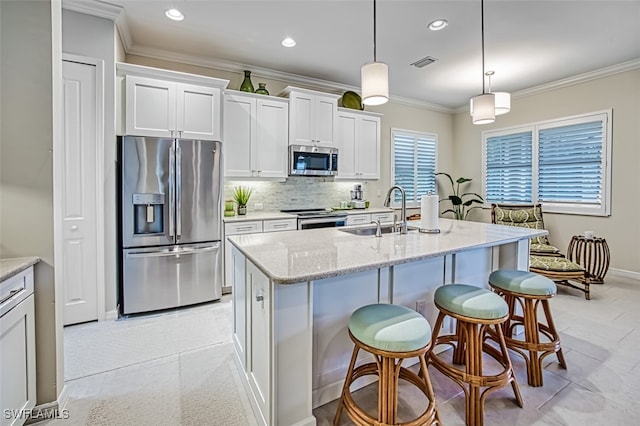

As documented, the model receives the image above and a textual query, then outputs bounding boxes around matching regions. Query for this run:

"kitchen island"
[227,219,546,426]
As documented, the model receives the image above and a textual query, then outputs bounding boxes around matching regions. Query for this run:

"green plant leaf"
[449,195,463,205]
[456,177,472,184]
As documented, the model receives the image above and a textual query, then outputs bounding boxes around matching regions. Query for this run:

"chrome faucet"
[383,185,408,234]
[371,219,383,237]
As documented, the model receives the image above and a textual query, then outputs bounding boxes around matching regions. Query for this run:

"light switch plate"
[254,202,264,210]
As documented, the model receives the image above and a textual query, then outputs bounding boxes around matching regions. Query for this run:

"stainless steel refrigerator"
[118,136,222,315]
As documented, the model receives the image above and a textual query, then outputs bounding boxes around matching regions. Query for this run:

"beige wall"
[453,69,640,273]
[0,0,60,405]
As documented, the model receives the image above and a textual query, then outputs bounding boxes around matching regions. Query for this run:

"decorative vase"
[239,70,254,93]
[237,205,247,215]
[255,83,269,95]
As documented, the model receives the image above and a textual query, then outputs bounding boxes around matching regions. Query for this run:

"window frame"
[390,128,438,209]
[481,109,612,216]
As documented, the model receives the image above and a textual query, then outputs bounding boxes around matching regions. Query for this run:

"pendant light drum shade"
[471,93,496,124]
[361,61,389,106]
[493,91,511,115]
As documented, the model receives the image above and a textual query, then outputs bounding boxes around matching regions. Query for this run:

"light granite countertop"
[228,219,547,284]
[0,257,40,282]
[223,208,394,223]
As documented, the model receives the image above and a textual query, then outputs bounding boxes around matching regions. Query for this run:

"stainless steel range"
[281,208,348,230]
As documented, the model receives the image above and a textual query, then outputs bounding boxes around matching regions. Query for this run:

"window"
[391,129,437,208]
[482,110,611,216]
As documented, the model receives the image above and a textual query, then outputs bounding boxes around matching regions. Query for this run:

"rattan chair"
[491,204,591,300]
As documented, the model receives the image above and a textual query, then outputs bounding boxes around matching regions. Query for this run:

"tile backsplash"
[224,178,371,212]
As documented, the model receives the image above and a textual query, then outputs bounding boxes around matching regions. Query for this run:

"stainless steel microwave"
[289,145,338,176]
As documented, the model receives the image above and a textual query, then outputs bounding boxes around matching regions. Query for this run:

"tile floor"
[47,272,639,425]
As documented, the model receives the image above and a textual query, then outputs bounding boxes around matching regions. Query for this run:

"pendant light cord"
[373,0,377,62]
[481,0,486,94]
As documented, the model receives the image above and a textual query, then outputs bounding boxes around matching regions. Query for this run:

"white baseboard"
[104,309,118,321]
[25,386,68,425]
[608,268,640,281]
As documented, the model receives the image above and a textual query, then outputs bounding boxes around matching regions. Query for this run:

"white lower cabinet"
[224,218,296,289]
[1,267,36,426]
[231,247,247,370]
[345,212,394,226]
[247,261,271,425]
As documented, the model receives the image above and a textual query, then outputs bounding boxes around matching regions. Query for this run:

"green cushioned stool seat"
[349,303,431,353]
[434,284,508,320]
[489,269,557,296]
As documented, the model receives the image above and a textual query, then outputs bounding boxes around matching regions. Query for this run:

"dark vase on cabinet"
[240,70,254,93]
[255,83,269,95]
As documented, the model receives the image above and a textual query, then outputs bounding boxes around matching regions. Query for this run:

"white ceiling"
[71,0,640,110]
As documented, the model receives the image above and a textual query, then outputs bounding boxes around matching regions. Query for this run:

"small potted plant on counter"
[435,172,484,220]
[233,186,253,215]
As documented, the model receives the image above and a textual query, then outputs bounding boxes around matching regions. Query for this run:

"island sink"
[338,225,418,236]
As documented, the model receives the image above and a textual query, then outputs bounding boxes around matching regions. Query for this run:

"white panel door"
[62,60,99,325]
[223,94,255,177]
[357,115,380,179]
[255,98,288,178]
[314,95,337,145]
[177,83,220,140]
[335,112,357,179]
[125,75,175,137]
[289,92,314,145]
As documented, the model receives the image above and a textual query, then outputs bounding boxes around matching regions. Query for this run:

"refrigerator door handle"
[176,145,182,239]
[168,145,176,238]
[126,244,220,258]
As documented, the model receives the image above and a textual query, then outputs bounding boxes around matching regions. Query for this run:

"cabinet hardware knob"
[256,294,264,302]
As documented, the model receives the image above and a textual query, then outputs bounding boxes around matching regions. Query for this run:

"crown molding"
[126,44,456,114]
[455,57,640,114]
[62,0,122,21]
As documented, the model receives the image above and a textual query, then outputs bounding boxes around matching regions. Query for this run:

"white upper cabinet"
[223,92,289,178]
[118,63,229,140]
[336,108,381,180]
[280,87,339,146]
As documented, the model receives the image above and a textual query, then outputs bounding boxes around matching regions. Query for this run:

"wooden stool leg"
[452,320,466,365]
[334,344,359,426]
[418,354,441,425]
[461,321,483,426]
[523,298,544,387]
[492,323,523,407]
[542,299,567,369]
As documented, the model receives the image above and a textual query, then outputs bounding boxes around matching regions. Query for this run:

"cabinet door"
[371,212,395,224]
[177,83,220,140]
[125,75,175,137]
[314,94,337,145]
[0,294,36,424]
[231,246,248,369]
[288,92,314,145]
[223,94,255,177]
[346,214,371,226]
[335,112,357,179]
[356,115,380,179]
[248,261,271,424]
[255,99,288,178]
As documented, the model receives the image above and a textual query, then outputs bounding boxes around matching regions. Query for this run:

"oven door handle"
[299,216,347,226]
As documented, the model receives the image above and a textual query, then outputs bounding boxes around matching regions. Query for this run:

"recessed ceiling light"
[165,8,184,21]
[281,37,296,47]
[428,19,448,31]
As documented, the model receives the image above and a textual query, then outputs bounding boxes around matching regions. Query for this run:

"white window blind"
[482,111,611,216]
[485,130,533,203]
[538,119,603,204]
[391,129,437,208]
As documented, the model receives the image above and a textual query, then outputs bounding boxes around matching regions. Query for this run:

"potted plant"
[435,172,484,220]
[233,186,253,215]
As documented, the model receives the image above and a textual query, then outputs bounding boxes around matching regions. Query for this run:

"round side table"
[567,235,610,284]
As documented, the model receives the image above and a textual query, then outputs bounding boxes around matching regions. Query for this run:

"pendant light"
[469,71,512,116]
[470,0,495,125]
[361,0,388,106]
[486,71,511,115]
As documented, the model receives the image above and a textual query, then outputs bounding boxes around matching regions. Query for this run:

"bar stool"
[428,284,522,426]
[488,269,567,387]
[334,303,439,426]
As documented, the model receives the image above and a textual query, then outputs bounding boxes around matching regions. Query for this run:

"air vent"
[410,56,438,68]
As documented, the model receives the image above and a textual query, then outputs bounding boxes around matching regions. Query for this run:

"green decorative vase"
[255,83,269,95]
[239,70,254,93]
